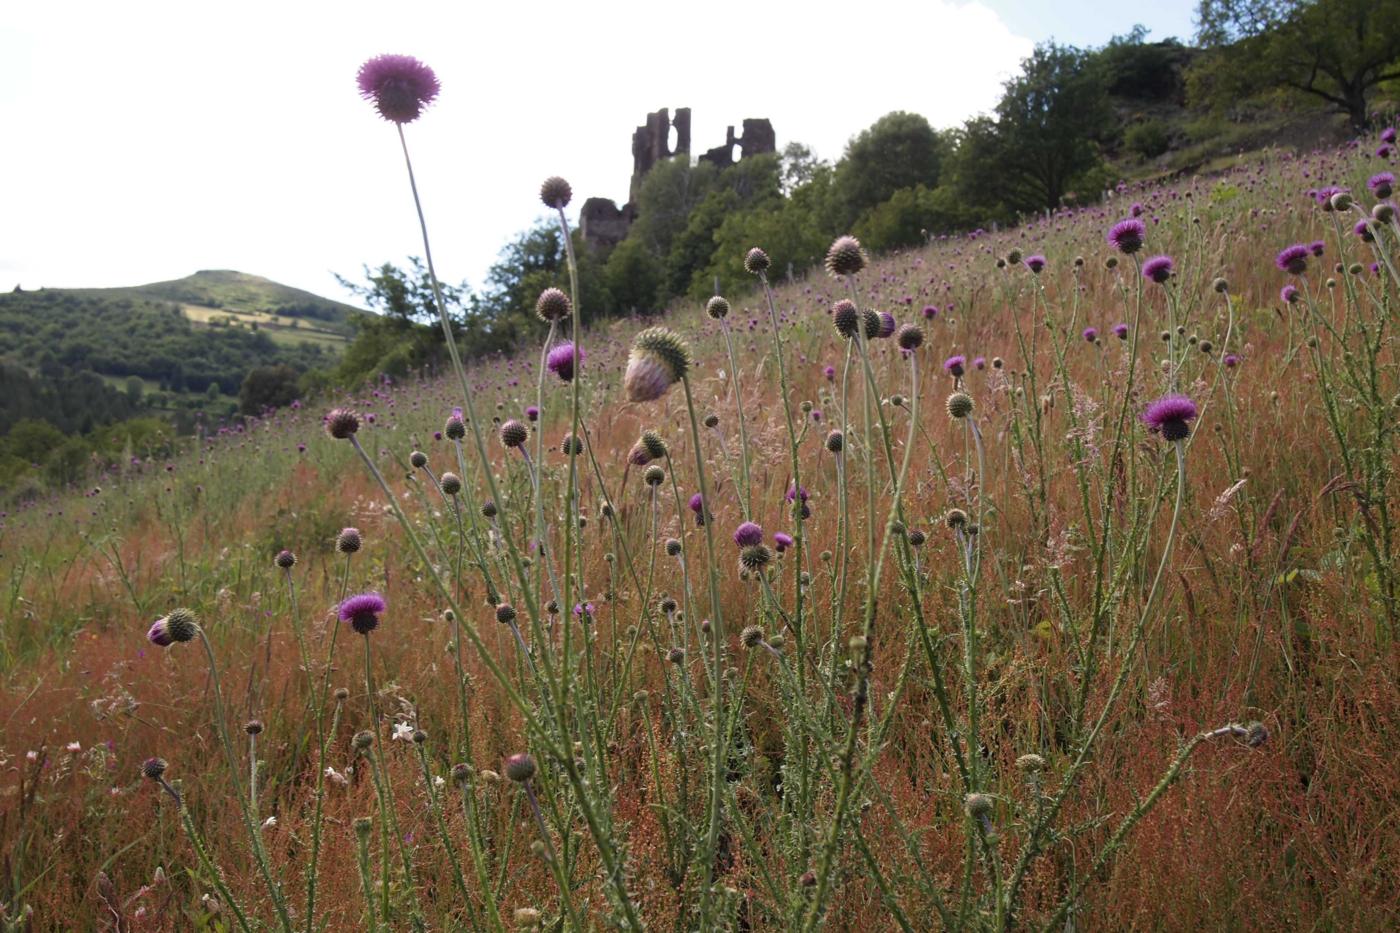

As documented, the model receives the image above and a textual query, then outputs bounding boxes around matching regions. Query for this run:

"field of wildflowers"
[0,56,1397,930]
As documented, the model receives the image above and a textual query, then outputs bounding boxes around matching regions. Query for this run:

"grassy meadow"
[1,121,1397,931]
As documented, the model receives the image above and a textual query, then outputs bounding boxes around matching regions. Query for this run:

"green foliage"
[854,185,979,253]
[704,165,840,296]
[833,112,945,227]
[1191,0,1400,129]
[1126,119,1172,159]
[604,237,665,313]
[954,43,1115,216]
[239,364,302,415]
[0,288,331,438]
[335,257,464,324]
[1094,27,1190,102]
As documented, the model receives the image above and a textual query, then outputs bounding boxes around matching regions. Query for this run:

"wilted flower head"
[356,54,440,124]
[444,408,466,440]
[825,236,867,277]
[1142,255,1174,284]
[536,287,572,323]
[499,419,528,448]
[743,247,771,275]
[503,753,536,783]
[339,592,386,635]
[337,527,363,553]
[624,328,690,402]
[148,608,199,647]
[546,342,583,381]
[1142,394,1198,442]
[325,407,360,440]
[1275,244,1310,275]
[832,300,859,339]
[733,521,763,548]
[539,176,572,210]
[1107,218,1146,254]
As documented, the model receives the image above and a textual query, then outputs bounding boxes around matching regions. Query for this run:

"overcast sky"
[0,1,1197,306]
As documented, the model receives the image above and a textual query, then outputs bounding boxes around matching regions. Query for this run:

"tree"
[833,112,945,227]
[1193,0,1400,130]
[334,257,468,324]
[953,43,1115,216]
[238,364,301,415]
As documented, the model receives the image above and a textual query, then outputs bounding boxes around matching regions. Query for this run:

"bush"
[1126,120,1172,159]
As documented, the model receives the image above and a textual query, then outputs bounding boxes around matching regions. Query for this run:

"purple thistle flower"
[1142,255,1174,284]
[785,484,809,504]
[147,619,174,647]
[1082,327,1097,342]
[1141,394,1198,442]
[1275,244,1310,275]
[733,522,763,548]
[922,304,939,319]
[525,405,540,422]
[944,355,966,378]
[1107,218,1146,254]
[1025,254,1046,274]
[339,592,387,636]
[546,342,583,381]
[1383,127,1397,144]
[1224,353,1240,368]
[689,493,705,526]
[773,532,794,553]
[877,311,896,338]
[1355,219,1375,243]
[1368,173,1394,199]
[1309,240,1326,257]
[1113,322,1129,339]
[1281,284,1300,304]
[356,55,440,124]
[823,365,835,381]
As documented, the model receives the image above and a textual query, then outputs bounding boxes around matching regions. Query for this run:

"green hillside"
[0,273,366,493]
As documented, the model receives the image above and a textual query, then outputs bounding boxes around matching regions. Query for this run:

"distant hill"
[0,272,366,438]
[64,269,364,338]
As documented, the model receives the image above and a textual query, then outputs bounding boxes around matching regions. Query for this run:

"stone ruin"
[579,107,775,250]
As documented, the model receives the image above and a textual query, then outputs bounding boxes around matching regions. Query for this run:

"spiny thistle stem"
[195,629,293,932]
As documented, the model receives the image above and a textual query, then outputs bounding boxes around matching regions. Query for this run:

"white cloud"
[0,1,1032,303]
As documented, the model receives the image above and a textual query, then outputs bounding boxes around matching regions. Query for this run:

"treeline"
[0,290,330,399]
[0,288,333,497]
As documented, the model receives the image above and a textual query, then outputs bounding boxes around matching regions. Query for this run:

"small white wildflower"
[66,741,82,753]
[434,775,446,789]
[325,766,349,786]
[392,722,415,742]
[262,816,277,830]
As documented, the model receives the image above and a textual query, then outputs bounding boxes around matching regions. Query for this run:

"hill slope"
[0,272,364,438]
